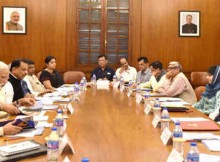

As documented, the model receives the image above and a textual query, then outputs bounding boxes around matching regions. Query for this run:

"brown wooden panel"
[0,0,66,72]
[0,0,220,76]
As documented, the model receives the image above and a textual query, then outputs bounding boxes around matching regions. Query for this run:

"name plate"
[127,89,132,97]
[160,127,172,145]
[144,104,152,115]
[136,93,143,104]
[152,115,161,128]
[167,148,184,162]
[60,133,75,155]
[67,103,74,114]
[113,81,120,88]
[120,85,125,92]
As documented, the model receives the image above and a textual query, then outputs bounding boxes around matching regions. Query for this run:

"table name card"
[67,103,74,114]
[160,127,172,145]
[60,133,75,155]
[113,81,120,89]
[167,148,184,162]
[136,93,143,104]
[152,115,161,128]
[144,104,152,115]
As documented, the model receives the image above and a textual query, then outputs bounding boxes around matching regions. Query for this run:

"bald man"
[6,11,23,31]
[157,61,196,104]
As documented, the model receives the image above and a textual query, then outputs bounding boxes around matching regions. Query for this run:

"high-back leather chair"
[194,86,206,101]
[63,71,85,84]
[190,72,208,89]
[190,72,208,101]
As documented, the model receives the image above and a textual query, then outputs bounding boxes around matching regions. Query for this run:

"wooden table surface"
[1,88,220,162]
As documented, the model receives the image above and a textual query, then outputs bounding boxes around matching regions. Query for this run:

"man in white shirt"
[0,61,22,136]
[140,61,166,91]
[116,58,137,82]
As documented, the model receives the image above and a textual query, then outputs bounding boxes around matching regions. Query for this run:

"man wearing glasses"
[115,57,137,82]
[156,61,196,104]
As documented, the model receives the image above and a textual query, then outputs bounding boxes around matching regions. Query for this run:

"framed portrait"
[2,6,27,34]
[179,11,200,37]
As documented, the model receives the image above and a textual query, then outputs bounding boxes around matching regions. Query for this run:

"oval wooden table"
[1,88,220,162]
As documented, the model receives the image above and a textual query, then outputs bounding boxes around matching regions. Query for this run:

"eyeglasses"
[167,66,178,70]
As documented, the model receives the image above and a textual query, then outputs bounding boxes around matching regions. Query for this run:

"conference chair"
[63,71,85,84]
[194,86,206,101]
[190,72,208,88]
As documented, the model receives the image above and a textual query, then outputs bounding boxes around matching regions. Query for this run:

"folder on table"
[180,120,220,131]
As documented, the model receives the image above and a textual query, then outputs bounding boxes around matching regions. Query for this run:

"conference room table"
[1,87,220,162]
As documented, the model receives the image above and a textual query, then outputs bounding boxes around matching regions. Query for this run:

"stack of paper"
[202,140,220,151]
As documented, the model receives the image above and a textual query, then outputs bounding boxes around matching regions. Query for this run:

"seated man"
[136,57,151,83]
[91,55,115,81]
[24,60,50,96]
[140,61,166,91]
[7,59,34,102]
[0,61,35,112]
[115,57,137,82]
[157,61,197,104]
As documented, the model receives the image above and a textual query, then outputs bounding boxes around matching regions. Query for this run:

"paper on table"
[202,140,220,151]
[159,97,183,102]
[33,116,49,121]
[35,121,53,128]
[161,102,190,107]
[200,153,220,162]
[10,129,36,138]
[183,132,220,141]
[42,105,58,110]
[171,117,209,123]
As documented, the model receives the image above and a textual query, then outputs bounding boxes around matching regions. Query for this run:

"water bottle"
[153,98,161,118]
[144,90,152,114]
[54,110,64,137]
[83,76,87,90]
[173,121,184,155]
[186,142,199,162]
[47,127,59,161]
[80,78,85,92]
[74,82,80,101]
[161,107,170,131]
[119,76,124,91]
[92,74,96,85]
[127,80,133,96]
[81,158,89,162]
[113,74,117,84]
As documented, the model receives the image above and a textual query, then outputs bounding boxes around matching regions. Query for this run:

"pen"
[4,137,25,141]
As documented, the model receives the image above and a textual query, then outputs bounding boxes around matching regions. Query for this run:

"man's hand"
[1,104,20,115]
[3,121,22,135]
[25,93,35,99]
[166,71,173,79]
[18,98,35,106]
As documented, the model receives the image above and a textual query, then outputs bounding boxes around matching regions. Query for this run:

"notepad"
[202,140,220,151]
[0,141,40,156]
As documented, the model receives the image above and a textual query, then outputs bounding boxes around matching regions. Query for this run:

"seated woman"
[39,56,64,91]
[193,65,220,120]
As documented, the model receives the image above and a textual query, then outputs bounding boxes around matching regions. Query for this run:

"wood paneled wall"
[0,0,220,77]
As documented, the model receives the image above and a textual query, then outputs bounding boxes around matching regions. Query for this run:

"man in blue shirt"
[90,55,115,81]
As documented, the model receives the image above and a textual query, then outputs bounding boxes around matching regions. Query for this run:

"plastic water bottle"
[153,98,161,118]
[47,127,59,161]
[92,74,96,85]
[113,74,117,84]
[81,158,89,162]
[161,107,170,131]
[54,110,64,137]
[173,121,184,155]
[173,121,183,138]
[127,80,133,96]
[144,90,152,114]
[119,76,124,91]
[186,142,199,162]
[80,78,86,92]
[74,82,80,101]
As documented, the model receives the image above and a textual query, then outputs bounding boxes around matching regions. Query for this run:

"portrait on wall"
[179,11,200,37]
[2,6,27,34]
